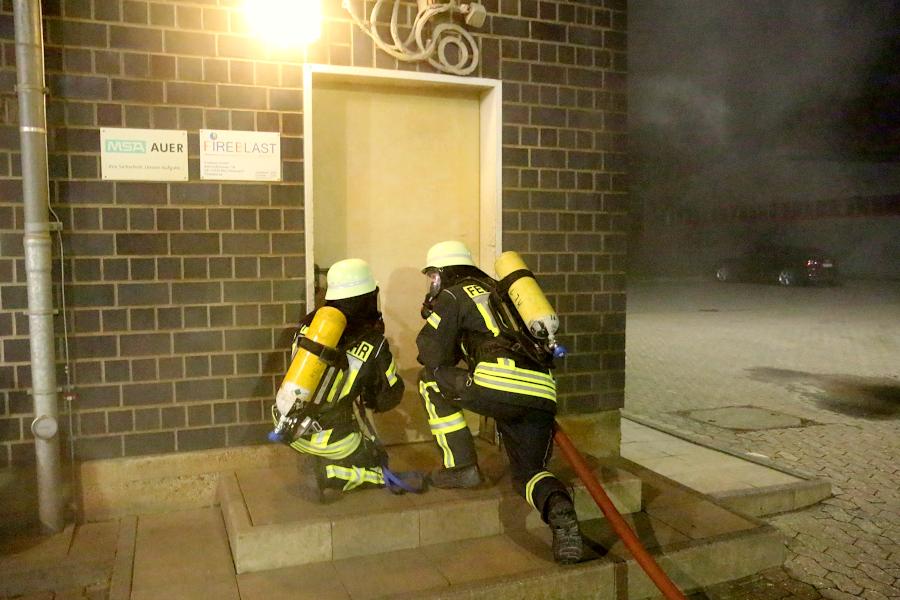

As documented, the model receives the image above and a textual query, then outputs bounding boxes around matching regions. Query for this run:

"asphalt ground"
[624,278,900,599]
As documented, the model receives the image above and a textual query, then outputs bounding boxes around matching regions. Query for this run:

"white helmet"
[423,240,476,272]
[325,258,377,300]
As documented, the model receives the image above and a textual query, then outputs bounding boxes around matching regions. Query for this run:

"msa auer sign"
[104,140,146,153]
[101,128,188,181]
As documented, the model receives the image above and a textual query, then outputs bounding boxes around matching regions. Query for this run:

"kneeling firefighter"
[270,258,422,500]
[415,241,583,564]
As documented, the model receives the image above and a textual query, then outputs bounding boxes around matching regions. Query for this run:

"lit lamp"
[243,0,323,47]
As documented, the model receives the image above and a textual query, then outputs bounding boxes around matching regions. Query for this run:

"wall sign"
[200,129,281,181]
[100,128,188,181]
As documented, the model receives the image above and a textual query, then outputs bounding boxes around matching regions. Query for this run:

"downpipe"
[553,422,687,600]
[14,0,65,532]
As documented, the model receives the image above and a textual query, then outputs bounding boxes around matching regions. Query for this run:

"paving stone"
[860,590,891,600]
[626,281,900,599]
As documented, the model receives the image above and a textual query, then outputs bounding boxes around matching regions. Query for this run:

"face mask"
[421,270,441,319]
[426,270,441,301]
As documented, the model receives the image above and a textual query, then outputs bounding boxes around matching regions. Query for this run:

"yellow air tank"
[494,251,560,345]
[274,306,346,417]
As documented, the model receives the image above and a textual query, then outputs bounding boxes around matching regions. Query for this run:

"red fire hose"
[553,421,687,600]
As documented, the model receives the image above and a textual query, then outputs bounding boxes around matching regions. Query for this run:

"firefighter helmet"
[325,258,377,300]
[423,240,476,272]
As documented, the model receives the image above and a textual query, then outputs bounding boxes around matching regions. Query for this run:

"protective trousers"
[418,367,570,520]
[312,434,386,492]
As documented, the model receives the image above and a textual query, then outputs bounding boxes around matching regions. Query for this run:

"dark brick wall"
[0,0,628,466]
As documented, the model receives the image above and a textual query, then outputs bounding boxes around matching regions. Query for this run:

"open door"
[305,66,501,445]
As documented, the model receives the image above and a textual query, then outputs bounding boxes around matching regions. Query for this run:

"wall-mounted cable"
[48,206,77,513]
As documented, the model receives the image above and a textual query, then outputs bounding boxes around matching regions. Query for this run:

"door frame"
[302,63,503,309]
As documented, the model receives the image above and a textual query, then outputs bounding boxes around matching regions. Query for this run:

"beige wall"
[312,81,482,443]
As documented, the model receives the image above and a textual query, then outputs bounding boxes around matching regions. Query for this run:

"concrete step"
[232,457,785,600]
[621,415,832,517]
[218,440,643,574]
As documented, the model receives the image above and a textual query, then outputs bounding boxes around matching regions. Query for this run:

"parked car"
[715,245,838,286]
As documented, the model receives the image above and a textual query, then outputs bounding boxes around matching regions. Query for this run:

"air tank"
[274,306,346,418]
[494,251,560,348]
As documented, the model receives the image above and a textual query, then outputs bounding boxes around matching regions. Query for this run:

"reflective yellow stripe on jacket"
[463,284,500,337]
[473,358,556,402]
[288,428,362,460]
[385,358,398,386]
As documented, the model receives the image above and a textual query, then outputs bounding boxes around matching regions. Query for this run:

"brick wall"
[0,0,628,467]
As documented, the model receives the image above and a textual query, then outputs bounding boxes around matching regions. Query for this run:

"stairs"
[218,440,642,573]
[218,440,786,599]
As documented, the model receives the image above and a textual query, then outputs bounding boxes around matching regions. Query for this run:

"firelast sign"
[100,128,188,181]
[200,129,281,181]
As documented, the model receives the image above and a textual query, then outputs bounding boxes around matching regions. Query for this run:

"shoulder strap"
[458,276,554,369]
[296,336,349,370]
[497,268,533,296]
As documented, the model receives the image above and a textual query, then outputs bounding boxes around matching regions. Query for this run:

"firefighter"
[415,241,583,564]
[274,258,406,501]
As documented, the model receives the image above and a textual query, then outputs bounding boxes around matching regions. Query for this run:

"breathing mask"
[421,268,441,319]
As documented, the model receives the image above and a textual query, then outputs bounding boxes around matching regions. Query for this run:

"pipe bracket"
[31,415,59,440]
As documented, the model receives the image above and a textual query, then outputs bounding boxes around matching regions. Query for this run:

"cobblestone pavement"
[625,279,900,600]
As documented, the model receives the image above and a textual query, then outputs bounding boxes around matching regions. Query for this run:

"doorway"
[303,65,502,444]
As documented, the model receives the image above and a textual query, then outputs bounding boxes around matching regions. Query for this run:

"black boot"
[546,493,583,565]
[429,464,482,489]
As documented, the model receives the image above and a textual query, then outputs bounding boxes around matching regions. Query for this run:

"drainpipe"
[14,0,65,533]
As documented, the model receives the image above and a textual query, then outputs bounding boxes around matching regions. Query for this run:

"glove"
[421,295,434,320]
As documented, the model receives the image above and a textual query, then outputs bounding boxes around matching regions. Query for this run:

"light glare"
[244,0,322,47]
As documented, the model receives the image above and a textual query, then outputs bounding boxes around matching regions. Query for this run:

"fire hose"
[553,422,688,600]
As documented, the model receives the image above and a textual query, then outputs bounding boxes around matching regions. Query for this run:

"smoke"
[631,1,895,160]
[629,1,900,277]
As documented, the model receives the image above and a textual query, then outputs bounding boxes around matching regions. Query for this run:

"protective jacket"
[276,310,403,491]
[416,276,557,414]
[415,273,569,517]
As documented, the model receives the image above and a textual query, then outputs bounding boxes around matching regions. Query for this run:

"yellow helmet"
[325,258,376,300]
[423,240,476,272]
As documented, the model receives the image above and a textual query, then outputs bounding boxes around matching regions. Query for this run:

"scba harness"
[460,274,558,370]
[270,329,425,495]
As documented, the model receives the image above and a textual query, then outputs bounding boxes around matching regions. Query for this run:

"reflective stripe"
[338,368,358,399]
[473,359,556,402]
[385,359,398,386]
[474,301,500,336]
[337,353,363,400]
[428,412,468,435]
[325,464,385,491]
[473,374,556,401]
[427,312,442,329]
[476,361,556,388]
[525,471,555,510]
[419,380,456,468]
[461,284,500,336]
[289,430,362,460]
[269,409,362,460]
[326,370,344,403]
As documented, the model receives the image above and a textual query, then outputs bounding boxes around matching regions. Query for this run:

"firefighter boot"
[429,464,482,489]
[546,492,583,564]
